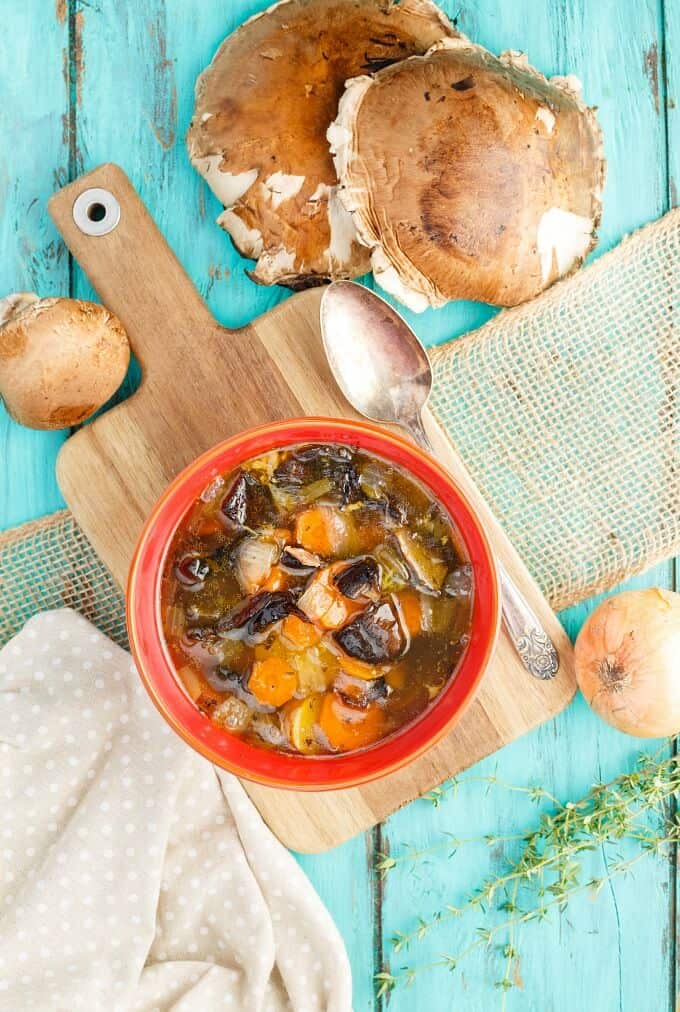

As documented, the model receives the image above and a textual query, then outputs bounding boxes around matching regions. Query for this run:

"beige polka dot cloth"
[0,610,352,1012]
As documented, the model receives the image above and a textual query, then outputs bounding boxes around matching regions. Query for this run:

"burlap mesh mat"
[430,209,680,610]
[0,510,127,649]
[1,210,679,638]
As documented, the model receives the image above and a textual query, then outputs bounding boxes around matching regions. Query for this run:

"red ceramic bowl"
[127,417,500,791]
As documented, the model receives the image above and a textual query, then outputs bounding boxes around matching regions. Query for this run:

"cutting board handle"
[48,163,217,375]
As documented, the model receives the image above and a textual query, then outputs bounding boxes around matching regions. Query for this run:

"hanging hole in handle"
[72,187,121,236]
[87,202,107,222]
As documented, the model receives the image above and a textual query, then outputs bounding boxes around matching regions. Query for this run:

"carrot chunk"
[282,613,323,648]
[395,590,422,637]
[249,657,297,707]
[318,692,384,752]
[295,507,348,556]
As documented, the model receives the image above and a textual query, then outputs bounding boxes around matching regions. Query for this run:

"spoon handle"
[496,561,560,679]
[406,417,559,680]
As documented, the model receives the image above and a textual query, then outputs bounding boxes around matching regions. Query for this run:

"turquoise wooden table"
[1,2,678,1009]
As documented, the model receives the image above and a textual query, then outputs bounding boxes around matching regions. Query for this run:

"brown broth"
[161,442,473,755]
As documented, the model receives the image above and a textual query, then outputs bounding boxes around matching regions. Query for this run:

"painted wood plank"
[0,1,69,529]
[380,1,676,1010]
[70,3,376,1008]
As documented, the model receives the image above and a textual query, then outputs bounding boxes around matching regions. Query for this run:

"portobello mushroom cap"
[329,37,605,310]
[186,0,457,290]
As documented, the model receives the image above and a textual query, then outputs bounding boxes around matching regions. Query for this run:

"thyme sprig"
[376,740,680,998]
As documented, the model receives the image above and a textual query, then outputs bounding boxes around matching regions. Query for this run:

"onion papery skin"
[574,588,680,738]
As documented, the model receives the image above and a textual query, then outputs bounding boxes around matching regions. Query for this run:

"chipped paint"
[146,11,177,149]
[61,8,86,110]
[59,6,85,179]
[55,0,66,25]
[73,11,85,108]
[643,42,660,114]
[204,264,229,300]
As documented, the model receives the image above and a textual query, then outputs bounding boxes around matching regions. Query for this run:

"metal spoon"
[320,280,559,680]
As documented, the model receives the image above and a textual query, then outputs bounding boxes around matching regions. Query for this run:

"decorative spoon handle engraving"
[497,563,560,679]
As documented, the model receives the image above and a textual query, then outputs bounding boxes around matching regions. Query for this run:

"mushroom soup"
[161,443,473,755]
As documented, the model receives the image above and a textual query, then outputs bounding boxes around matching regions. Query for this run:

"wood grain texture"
[49,162,575,853]
[1,1,678,1009]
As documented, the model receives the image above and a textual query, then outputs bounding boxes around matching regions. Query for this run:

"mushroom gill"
[329,36,606,310]
[186,0,457,290]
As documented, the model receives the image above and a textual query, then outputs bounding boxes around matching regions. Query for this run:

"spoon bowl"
[321,280,432,442]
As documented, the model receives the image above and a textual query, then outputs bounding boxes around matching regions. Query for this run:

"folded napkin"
[0,610,352,1012]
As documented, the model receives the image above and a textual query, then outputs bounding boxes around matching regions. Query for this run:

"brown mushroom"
[186,0,456,290]
[329,37,605,309]
[0,293,130,430]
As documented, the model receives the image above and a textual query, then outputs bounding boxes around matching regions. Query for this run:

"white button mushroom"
[0,293,130,430]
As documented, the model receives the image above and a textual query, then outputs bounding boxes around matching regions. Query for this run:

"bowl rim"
[127,417,501,791]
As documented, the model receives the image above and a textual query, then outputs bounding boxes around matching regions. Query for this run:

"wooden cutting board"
[50,164,576,852]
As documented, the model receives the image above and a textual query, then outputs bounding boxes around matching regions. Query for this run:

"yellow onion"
[575,588,680,737]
